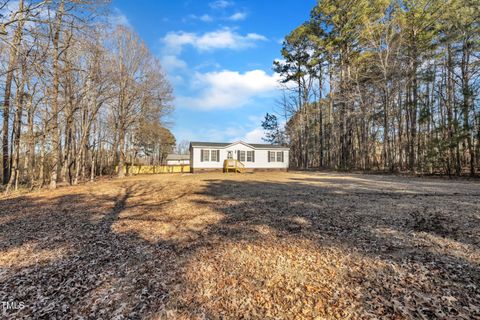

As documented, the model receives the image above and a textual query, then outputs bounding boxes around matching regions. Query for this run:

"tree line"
[0,0,174,191]
[267,0,479,176]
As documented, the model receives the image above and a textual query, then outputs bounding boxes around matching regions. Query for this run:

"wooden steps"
[223,159,245,173]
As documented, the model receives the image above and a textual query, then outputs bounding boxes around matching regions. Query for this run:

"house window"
[277,151,283,162]
[201,149,209,162]
[247,150,255,162]
[269,151,276,162]
[227,151,233,159]
[211,149,218,161]
[238,151,246,162]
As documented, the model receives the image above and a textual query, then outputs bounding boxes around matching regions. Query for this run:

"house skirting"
[190,168,288,173]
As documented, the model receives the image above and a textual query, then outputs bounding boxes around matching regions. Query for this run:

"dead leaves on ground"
[0,172,479,319]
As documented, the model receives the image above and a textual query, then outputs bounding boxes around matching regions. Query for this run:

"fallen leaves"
[0,172,479,319]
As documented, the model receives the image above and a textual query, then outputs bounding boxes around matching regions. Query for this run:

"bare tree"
[0,1,174,192]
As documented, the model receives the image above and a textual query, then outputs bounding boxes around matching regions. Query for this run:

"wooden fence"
[116,165,190,175]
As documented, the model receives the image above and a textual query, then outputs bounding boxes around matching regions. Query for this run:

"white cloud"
[174,123,265,144]
[247,114,265,123]
[162,28,267,54]
[243,128,265,143]
[186,14,213,22]
[200,14,213,22]
[228,12,247,21]
[161,55,188,72]
[162,32,195,54]
[195,30,265,51]
[209,0,234,9]
[176,69,280,110]
[109,8,131,28]
[194,61,221,71]
[173,105,269,143]
[158,55,188,86]
[174,127,241,143]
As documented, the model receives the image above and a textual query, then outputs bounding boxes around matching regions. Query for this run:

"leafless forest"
[271,0,479,176]
[0,0,174,192]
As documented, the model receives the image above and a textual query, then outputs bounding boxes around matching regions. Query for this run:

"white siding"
[191,142,289,170]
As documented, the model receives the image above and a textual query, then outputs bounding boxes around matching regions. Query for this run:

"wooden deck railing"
[223,159,245,173]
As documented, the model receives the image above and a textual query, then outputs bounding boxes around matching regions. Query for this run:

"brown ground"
[1,172,479,319]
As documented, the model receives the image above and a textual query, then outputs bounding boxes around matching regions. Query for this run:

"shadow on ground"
[0,173,479,319]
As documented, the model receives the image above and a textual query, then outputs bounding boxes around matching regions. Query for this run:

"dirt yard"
[1,172,479,319]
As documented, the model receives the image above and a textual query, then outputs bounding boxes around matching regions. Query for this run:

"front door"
[227,151,233,159]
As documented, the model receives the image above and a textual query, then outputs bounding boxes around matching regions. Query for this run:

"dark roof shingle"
[166,154,190,160]
[190,141,288,149]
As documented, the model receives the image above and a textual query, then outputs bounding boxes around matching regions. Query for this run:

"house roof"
[166,154,190,160]
[190,141,289,150]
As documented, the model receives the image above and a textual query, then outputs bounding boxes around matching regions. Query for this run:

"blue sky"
[112,0,316,143]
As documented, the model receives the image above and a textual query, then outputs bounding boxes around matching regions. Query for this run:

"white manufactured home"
[189,141,289,173]
[165,154,190,166]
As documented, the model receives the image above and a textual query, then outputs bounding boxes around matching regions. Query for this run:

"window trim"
[201,149,210,162]
[211,149,218,162]
[276,151,283,162]
[269,151,276,162]
[247,150,254,162]
[238,150,246,162]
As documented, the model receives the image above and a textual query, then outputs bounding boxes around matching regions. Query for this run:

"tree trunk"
[2,0,25,185]
[117,127,126,178]
[49,0,65,189]
[7,74,25,192]
[461,38,475,176]
[25,94,36,187]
